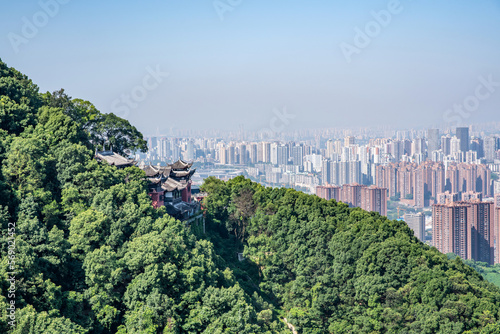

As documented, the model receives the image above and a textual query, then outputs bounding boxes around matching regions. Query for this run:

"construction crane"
[397,207,407,219]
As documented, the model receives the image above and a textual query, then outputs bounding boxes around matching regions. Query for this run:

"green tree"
[69,209,112,261]
[0,59,40,135]
[89,113,147,154]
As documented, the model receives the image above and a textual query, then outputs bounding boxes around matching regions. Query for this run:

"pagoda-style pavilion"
[140,160,200,222]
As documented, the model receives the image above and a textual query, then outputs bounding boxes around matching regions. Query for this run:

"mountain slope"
[202,176,500,333]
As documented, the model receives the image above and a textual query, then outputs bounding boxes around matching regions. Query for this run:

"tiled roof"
[161,178,189,192]
[95,151,136,167]
[169,159,193,170]
[140,165,172,177]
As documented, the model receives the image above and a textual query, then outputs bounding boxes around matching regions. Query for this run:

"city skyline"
[1,0,500,135]
[139,125,500,201]
[138,121,500,140]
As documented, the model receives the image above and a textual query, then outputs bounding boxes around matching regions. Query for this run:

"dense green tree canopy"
[0,61,40,135]
[89,113,148,155]
[0,59,287,333]
[201,177,500,333]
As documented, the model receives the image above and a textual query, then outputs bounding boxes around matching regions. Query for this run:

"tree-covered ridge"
[449,255,500,290]
[0,59,286,333]
[201,176,500,333]
[465,262,500,289]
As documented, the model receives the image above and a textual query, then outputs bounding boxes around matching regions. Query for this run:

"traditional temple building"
[140,160,200,222]
[95,149,136,168]
[95,151,201,224]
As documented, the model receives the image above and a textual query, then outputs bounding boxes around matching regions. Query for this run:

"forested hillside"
[448,255,500,289]
[1,59,500,333]
[201,176,500,333]
[464,262,500,289]
[0,59,286,333]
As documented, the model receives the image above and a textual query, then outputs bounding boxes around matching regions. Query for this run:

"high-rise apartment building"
[413,167,428,208]
[437,191,459,204]
[375,164,398,198]
[341,183,364,208]
[433,202,467,257]
[361,186,387,216]
[411,138,426,156]
[391,140,404,162]
[441,135,451,156]
[247,143,255,164]
[344,136,355,147]
[334,140,343,155]
[450,136,462,158]
[348,160,362,184]
[316,185,340,201]
[456,127,470,152]
[470,137,484,158]
[228,145,236,165]
[427,129,440,153]
[404,212,425,242]
[433,200,495,264]
[270,142,278,165]
[158,137,170,159]
[484,136,498,162]
[316,184,387,216]
[218,144,228,164]
[277,145,289,166]
[495,194,500,263]
[238,144,247,165]
[186,140,195,160]
[263,142,271,163]
[461,191,482,202]
[292,145,304,166]
[148,136,158,153]
[326,139,335,159]
[322,160,331,185]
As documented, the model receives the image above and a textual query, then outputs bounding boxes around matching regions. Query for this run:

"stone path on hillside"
[283,318,298,334]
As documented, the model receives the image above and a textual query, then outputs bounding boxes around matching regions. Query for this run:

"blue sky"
[1,0,499,135]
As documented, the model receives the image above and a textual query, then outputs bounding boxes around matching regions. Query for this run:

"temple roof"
[148,177,163,185]
[158,166,172,176]
[161,177,189,192]
[95,151,136,167]
[169,159,193,171]
[140,164,172,178]
[141,165,159,177]
[139,161,195,193]
[170,169,196,179]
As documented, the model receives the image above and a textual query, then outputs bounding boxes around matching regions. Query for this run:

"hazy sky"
[1,0,499,135]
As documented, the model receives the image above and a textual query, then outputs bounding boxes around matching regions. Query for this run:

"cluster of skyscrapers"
[432,195,500,265]
[141,125,500,263]
[145,137,194,162]
[375,161,492,208]
[142,127,499,195]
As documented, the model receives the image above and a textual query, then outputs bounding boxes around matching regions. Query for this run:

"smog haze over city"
[2,0,500,135]
[5,1,500,333]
